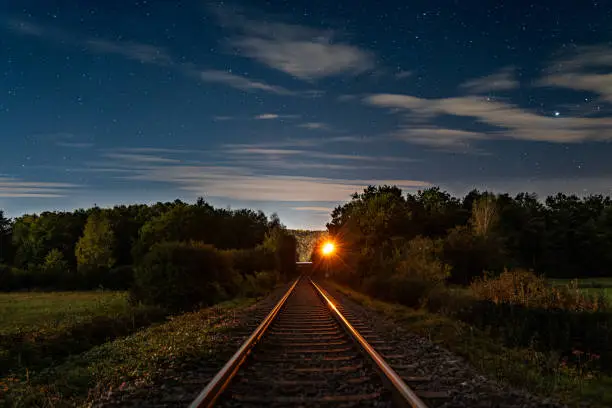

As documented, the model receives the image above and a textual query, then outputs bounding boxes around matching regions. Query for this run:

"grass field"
[0,297,256,407]
[548,278,612,302]
[0,291,131,335]
[0,291,166,377]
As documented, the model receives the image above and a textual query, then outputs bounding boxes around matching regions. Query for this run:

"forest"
[322,186,612,283]
[316,185,612,385]
[0,198,297,311]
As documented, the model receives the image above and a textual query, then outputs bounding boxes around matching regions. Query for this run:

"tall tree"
[76,211,116,272]
[471,194,498,237]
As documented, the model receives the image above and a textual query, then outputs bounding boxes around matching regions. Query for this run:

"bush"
[470,269,606,311]
[443,226,505,284]
[0,264,19,291]
[363,274,435,308]
[224,247,275,276]
[131,241,238,312]
[359,237,451,307]
[100,265,134,290]
[264,228,297,280]
[240,270,279,297]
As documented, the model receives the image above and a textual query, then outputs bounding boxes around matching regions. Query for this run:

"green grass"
[0,291,166,377]
[548,278,612,302]
[0,291,131,335]
[330,283,612,408]
[0,297,256,407]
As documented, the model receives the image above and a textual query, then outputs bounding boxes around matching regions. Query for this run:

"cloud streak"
[0,177,78,198]
[214,8,375,80]
[254,113,300,120]
[460,66,518,94]
[364,93,612,145]
[199,70,294,95]
[538,45,612,103]
[122,164,429,202]
[6,19,293,96]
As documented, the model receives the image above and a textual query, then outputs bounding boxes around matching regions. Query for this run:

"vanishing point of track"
[189,276,430,408]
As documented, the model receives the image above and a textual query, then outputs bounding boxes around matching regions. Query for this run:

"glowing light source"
[322,242,335,256]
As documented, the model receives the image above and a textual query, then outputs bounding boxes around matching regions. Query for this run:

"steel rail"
[310,279,429,408]
[188,276,301,408]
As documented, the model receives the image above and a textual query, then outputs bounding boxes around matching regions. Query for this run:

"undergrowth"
[0,297,256,407]
[331,283,612,408]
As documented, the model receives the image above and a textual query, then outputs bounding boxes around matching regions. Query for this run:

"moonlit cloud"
[297,122,332,130]
[223,146,414,163]
[460,66,518,93]
[104,153,181,163]
[0,177,78,198]
[254,113,300,120]
[121,164,429,202]
[199,70,294,95]
[364,93,612,145]
[5,20,294,97]
[87,40,174,65]
[538,44,612,102]
[395,70,413,79]
[56,142,94,149]
[214,8,375,80]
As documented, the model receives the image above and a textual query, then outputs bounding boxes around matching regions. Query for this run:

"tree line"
[324,186,612,283]
[0,199,297,310]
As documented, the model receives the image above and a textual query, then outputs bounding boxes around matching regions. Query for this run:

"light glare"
[322,242,335,255]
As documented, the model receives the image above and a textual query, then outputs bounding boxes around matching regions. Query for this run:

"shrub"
[224,247,275,276]
[131,241,237,312]
[264,228,297,280]
[360,237,452,307]
[100,265,134,290]
[240,270,279,297]
[0,264,18,291]
[443,226,505,284]
[470,269,605,311]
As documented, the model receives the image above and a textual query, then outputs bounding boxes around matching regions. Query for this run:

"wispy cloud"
[104,153,181,163]
[112,147,197,154]
[86,39,174,65]
[298,122,332,131]
[120,163,429,202]
[213,7,375,80]
[395,127,487,148]
[460,66,518,94]
[223,135,375,150]
[0,177,78,198]
[56,141,94,149]
[364,93,612,145]
[6,19,293,96]
[223,146,415,163]
[199,70,294,95]
[254,113,300,120]
[395,70,413,79]
[538,44,612,102]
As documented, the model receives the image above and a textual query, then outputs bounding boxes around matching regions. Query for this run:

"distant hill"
[288,229,327,261]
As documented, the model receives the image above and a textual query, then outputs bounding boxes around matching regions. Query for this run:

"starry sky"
[2,1,612,229]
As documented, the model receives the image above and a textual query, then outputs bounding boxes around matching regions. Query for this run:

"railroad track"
[189,277,432,408]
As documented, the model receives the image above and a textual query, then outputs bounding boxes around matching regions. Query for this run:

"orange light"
[321,242,335,256]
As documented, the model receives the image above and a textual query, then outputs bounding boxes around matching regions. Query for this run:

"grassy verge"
[0,291,166,377]
[0,292,131,335]
[549,278,612,302]
[330,283,612,408]
[0,297,256,407]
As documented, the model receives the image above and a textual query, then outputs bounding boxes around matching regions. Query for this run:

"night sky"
[2,1,612,229]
